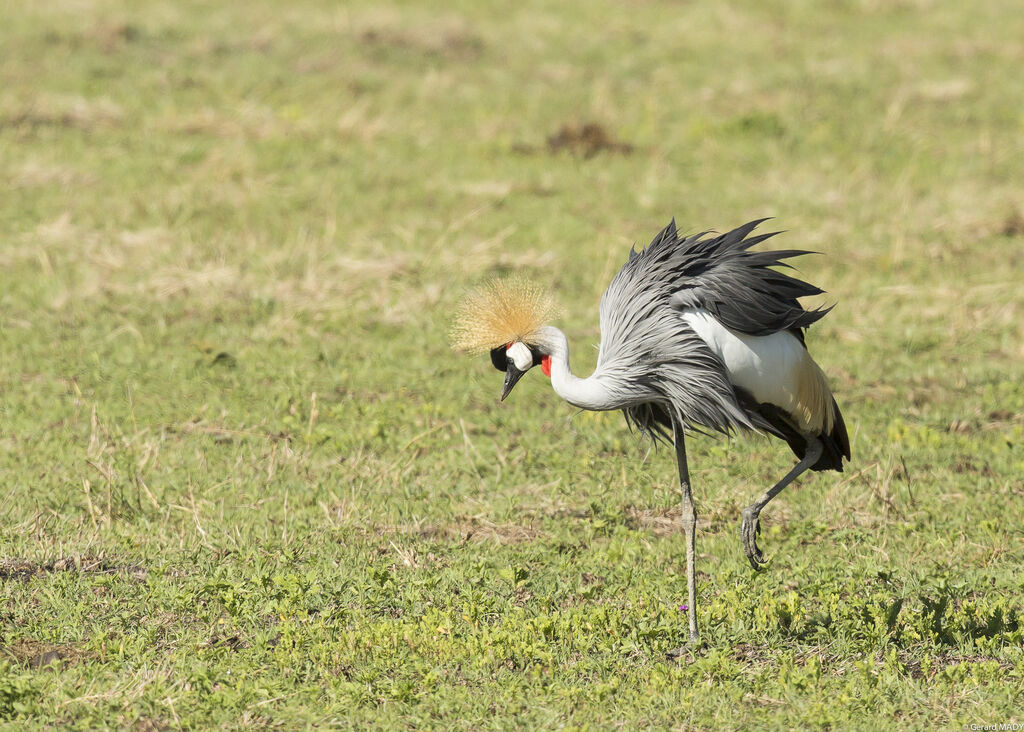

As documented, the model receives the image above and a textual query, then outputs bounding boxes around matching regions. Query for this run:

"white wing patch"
[680,309,834,434]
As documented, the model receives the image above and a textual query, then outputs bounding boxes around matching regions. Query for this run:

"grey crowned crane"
[451,219,851,649]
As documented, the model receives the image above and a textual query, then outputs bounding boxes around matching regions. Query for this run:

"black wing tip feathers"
[815,398,851,472]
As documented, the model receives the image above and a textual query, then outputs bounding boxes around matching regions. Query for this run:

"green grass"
[2,0,1023,728]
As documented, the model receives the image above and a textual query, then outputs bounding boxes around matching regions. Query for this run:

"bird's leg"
[667,417,699,655]
[740,437,824,570]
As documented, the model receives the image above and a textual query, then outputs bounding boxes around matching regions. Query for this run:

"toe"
[666,636,702,660]
[740,514,765,569]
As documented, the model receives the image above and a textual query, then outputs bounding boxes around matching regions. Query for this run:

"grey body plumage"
[597,219,850,471]
[463,219,851,650]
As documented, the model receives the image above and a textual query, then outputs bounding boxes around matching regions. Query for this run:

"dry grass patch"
[0,94,124,133]
[624,505,684,536]
[12,160,93,189]
[159,104,296,140]
[385,515,542,545]
[0,555,146,581]
[357,26,485,63]
[1,640,90,670]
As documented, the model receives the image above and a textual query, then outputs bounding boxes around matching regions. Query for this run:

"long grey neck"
[537,326,619,412]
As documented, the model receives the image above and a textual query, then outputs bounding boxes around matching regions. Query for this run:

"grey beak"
[500,364,527,401]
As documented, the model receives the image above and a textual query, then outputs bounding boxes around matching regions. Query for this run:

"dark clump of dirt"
[2,639,88,669]
[546,122,634,158]
[1000,210,1024,237]
[205,632,248,652]
[952,458,996,477]
[0,556,146,581]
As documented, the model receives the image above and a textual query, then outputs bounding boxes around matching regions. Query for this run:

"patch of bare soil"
[546,122,634,158]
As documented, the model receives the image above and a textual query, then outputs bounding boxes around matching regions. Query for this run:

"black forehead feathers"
[490,343,545,372]
[490,346,507,372]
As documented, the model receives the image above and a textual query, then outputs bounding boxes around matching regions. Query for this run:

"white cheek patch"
[507,342,534,371]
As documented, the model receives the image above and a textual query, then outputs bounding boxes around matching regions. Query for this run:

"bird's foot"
[740,508,766,570]
[666,634,702,660]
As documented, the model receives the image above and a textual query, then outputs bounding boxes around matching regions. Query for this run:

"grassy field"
[2,0,1023,728]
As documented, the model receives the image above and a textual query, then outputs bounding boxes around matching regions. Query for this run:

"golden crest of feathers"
[450,277,559,354]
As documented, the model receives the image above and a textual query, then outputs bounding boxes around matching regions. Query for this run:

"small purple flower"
[679,604,689,611]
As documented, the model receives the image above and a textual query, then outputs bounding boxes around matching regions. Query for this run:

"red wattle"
[541,355,551,378]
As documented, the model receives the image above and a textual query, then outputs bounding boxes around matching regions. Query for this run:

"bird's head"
[450,277,559,402]
[490,340,552,401]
